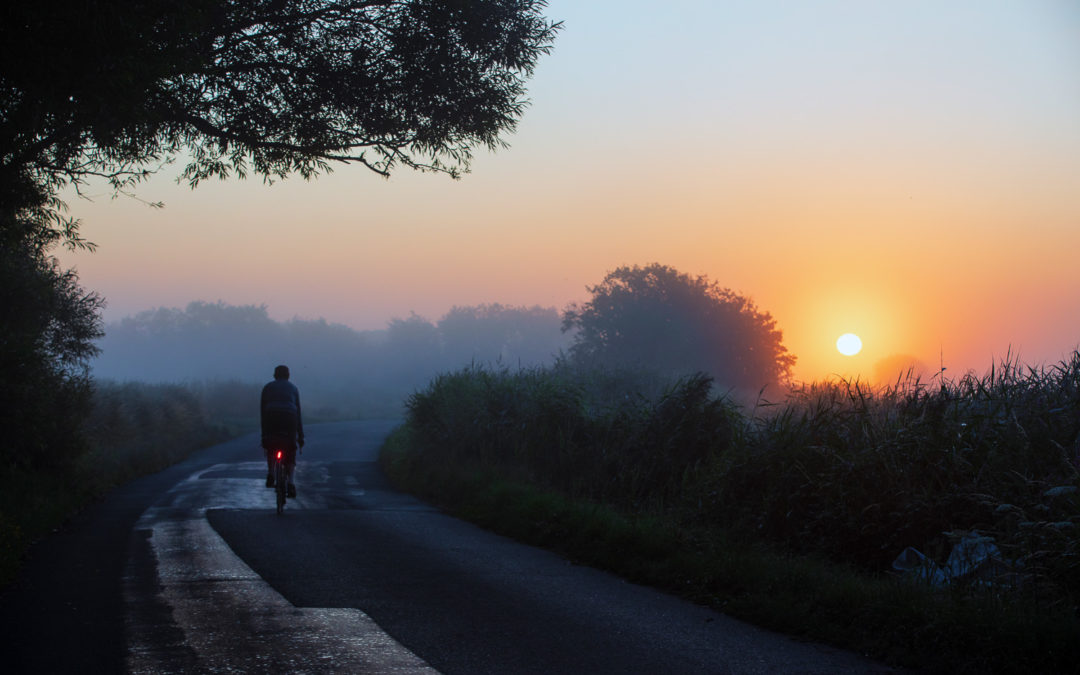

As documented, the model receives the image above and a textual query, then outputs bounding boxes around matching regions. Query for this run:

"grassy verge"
[379,358,1080,673]
[0,381,243,587]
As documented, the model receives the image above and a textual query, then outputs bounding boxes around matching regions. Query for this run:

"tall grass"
[718,356,1080,604]
[385,352,1080,670]
[80,381,237,486]
[404,363,735,509]
[0,380,241,586]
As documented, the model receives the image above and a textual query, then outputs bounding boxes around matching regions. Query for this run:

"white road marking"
[125,462,438,674]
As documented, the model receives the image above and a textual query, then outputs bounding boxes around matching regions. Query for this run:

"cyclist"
[260,364,304,497]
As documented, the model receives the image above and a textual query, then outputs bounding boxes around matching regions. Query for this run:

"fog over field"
[92,301,572,418]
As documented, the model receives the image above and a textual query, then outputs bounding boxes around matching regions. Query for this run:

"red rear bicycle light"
[276,450,283,460]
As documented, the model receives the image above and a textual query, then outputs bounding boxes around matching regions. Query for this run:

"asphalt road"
[1,420,902,673]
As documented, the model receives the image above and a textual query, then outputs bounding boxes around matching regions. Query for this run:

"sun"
[836,333,862,356]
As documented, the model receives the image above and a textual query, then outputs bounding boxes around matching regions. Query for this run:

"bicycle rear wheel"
[275,459,286,515]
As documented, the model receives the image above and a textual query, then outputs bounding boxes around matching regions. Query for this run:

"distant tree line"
[94,263,795,418]
[93,301,571,417]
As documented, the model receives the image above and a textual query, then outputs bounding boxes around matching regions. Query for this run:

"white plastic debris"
[892,532,1014,586]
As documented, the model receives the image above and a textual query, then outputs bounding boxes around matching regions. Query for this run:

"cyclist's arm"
[295,388,304,447]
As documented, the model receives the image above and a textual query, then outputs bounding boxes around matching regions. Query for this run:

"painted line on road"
[125,463,438,674]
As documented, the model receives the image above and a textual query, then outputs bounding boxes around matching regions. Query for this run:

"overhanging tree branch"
[2,0,559,221]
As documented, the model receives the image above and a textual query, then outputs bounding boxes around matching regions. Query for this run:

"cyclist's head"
[274,365,290,380]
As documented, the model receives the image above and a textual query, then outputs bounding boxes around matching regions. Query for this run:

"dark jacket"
[260,377,304,446]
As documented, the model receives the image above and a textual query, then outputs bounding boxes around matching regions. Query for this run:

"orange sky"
[58,1,1080,383]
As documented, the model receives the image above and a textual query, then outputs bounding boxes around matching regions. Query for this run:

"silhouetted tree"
[99,302,286,380]
[0,208,103,472]
[386,312,440,350]
[563,264,795,391]
[2,0,560,217]
[438,303,566,366]
[379,312,442,384]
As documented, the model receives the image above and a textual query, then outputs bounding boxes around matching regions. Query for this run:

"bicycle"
[273,449,288,515]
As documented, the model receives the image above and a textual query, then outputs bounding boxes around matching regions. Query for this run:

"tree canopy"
[2,0,560,217]
[563,264,795,391]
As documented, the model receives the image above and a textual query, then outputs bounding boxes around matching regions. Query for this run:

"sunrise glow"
[53,1,1080,385]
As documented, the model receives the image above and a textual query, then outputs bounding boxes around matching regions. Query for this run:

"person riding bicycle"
[260,364,304,497]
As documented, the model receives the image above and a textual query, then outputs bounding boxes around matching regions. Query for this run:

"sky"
[57,0,1080,384]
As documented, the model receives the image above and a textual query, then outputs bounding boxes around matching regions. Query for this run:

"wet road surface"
[4,420,903,673]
